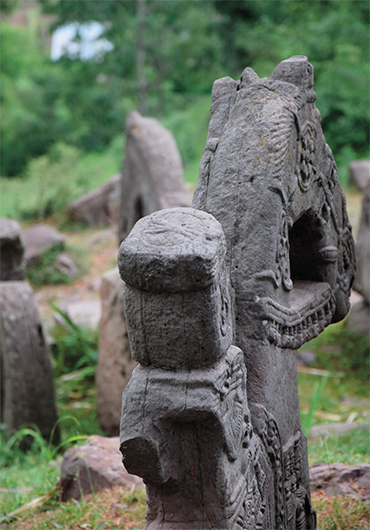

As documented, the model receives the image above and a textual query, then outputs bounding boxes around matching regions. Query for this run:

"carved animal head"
[193,55,356,348]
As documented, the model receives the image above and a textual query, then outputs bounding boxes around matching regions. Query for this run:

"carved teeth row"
[267,299,335,349]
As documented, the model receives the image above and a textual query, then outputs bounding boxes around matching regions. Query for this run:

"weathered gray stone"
[23,223,65,263]
[0,281,59,443]
[346,299,370,338]
[55,252,78,278]
[309,463,370,499]
[297,350,317,366]
[347,190,370,337]
[353,190,370,303]
[118,111,191,244]
[63,299,101,329]
[118,57,355,529]
[96,269,136,436]
[349,160,370,191]
[0,218,25,281]
[67,174,121,227]
[60,435,144,502]
[119,208,233,370]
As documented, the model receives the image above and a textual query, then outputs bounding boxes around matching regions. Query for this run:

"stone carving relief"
[118,57,355,529]
[299,122,317,192]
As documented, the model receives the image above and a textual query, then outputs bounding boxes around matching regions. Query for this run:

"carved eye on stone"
[321,202,330,223]
[220,288,229,337]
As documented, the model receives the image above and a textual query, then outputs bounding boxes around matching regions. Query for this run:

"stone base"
[60,436,144,501]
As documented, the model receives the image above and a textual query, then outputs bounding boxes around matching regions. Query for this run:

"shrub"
[50,306,99,379]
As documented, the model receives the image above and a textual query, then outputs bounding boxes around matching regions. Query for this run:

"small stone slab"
[118,111,191,244]
[58,299,101,329]
[96,268,136,436]
[23,223,65,263]
[297,349,316,366]
[353,190,370,303]
[309,463,370,499]
[67,174,121,226]
[346,300,370,339]
[0,218,25,281]
[349,160,370,191]
[60,435,144,501]
[55,252,78,278]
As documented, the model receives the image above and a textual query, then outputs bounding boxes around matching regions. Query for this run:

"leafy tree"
[40,0,226,109]
[0,17,127,175]
[1,0,368,177]
[0,0,18,14]
[213,0,370,158]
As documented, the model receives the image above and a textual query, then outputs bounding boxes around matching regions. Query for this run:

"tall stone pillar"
[0,219,60,443]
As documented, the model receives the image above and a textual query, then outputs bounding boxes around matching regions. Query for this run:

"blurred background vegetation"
[1,0,369,219]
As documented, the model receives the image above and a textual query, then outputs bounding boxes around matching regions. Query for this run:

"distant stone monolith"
[97,113,191,435]
[118,111,190,244]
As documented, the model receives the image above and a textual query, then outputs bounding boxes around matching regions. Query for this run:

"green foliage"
[308,427,370,466]
[303,324,370,384]
[0,421,85,468]
[41,0,226,101]
[301,376,328,437]
[2,1,368,181]
[0,141,120,219]
[162,96,211,183]
[50,305,99,378]
[0,0,18,14]
[0,17,127,176]
[0,420,87,518]
[26,246,71,286]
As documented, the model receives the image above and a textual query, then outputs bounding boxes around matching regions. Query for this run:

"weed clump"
[26,247,70,286]
[50,306,98,379]
[26,245,85,287]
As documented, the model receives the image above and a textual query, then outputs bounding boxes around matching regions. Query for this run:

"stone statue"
[118,57,355,529]
[0,218,60,444]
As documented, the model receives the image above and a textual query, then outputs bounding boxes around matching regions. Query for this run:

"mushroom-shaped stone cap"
[0,218,25,281]
[118,208,226,293]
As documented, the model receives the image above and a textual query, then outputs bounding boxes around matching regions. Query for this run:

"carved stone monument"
[118,57,355,529]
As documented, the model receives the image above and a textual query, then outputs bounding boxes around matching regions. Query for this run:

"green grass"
[308,427,370,466]
[0,445,61,516]
[302,323,370,385]
[296,322,370,466]
[1,486,146,529]
[313,494,370,530]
